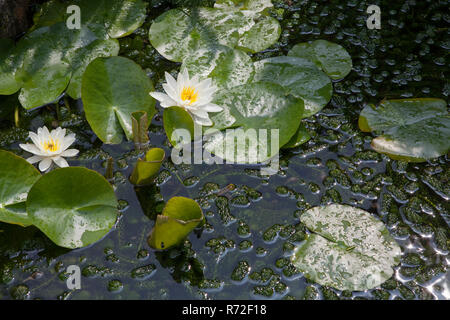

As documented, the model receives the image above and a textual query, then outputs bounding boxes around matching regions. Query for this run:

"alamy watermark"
[66,265,81,290]
[366,5,381,29]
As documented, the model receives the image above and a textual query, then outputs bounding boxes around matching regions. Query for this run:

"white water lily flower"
[19,126,79,172]
[150,69,223,126]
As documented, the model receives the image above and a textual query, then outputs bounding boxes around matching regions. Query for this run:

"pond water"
[0,0,449,300]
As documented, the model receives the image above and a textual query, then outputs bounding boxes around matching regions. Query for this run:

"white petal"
[61,149,79,157]
[164,72,178,92]
[150,92,178,108]
[38,158,52,172]
[53,156,69,168]
[190,109,210,119]
[41,126,50,138]
[162,83,179,102]
[19,143,44,156]
[61,134,76,151]
[192,115,213,126]
[26,155,44,164]
[201,103,223,112]
[29,132,41,147]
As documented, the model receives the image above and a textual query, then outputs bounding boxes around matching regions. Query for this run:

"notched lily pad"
[130,148,165,186]
[26,167,119,249]
[292,204,401,291]
[81,56,156,144]
[148,197,205,250]
[0,150,41,226]
[359,98,450,161]
[288,40,352,80]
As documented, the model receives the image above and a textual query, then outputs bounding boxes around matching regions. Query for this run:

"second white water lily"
[19,126,79,172]
[150,69,223,126]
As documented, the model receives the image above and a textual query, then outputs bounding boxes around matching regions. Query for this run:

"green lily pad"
[359,98,450,161]
[163,106,195,148]
[252,56,332,117]
[0,0,146,108]
[149,7,280,62]
[292,204,402,291]
[214,0,273,13]
[148,197,204,250]
[81,56,156,144]
[205,82,304,163]
[66,39,120,99]
[32,0,147,39]
[0,150,41,227]
[130,148,165,186]
[0,39,22,95]
[26,167,119,249]
[288,40,352,80]
[282,123,310,149]
[181,45,254,91]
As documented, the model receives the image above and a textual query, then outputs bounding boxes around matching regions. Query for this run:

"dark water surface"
[0,0,448,300]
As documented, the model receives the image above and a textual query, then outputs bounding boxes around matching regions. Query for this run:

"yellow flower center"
[43,139,59,152]
[181,86,198,105]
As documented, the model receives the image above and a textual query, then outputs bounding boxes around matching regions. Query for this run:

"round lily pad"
[252,56,332,117]
[291,204,402,291]
[81,56,156,144]
[27,167,119,249]
[0,150,41,227]
[163,106,195,148]
[359,98,450,161]
[288,40,352,80]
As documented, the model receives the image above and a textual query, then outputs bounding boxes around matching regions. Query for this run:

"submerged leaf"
[148,197,204,250]
[292,204,401,291]
[0,150,41,226]
[359,98,450,161]
[26,167,119,249]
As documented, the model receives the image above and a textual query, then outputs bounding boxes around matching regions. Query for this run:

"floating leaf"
[0,39,21,95]
[148,197,204,250]
[282,123,310,149]
[288,40,352,80]
[252,56,332,117]
[66,39,120,99]
[163,106,195,148]
[26,167,119,249]
[130,148,165,186]
[214,0,273,13]
[205,82,304,163]
[82,56,156,144]
[32,0,147,39]
[359,98,450,161]
[0,150,41,226]
[0,0,146,108]
[149,7,280,62]
[181,45,254,91]
[291,204,401,291]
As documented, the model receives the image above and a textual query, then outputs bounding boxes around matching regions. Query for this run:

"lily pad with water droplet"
[252,56,332,118]
[81,56,156,144]
[181,45,254,91]
[288,40,352,80]
[291,204,401,291]
[205,82,304,163]
[0,150,41,227]
[149,6,280,62]
[148,197,204,250]
[359,98,450,162]
[26,167,119,249]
